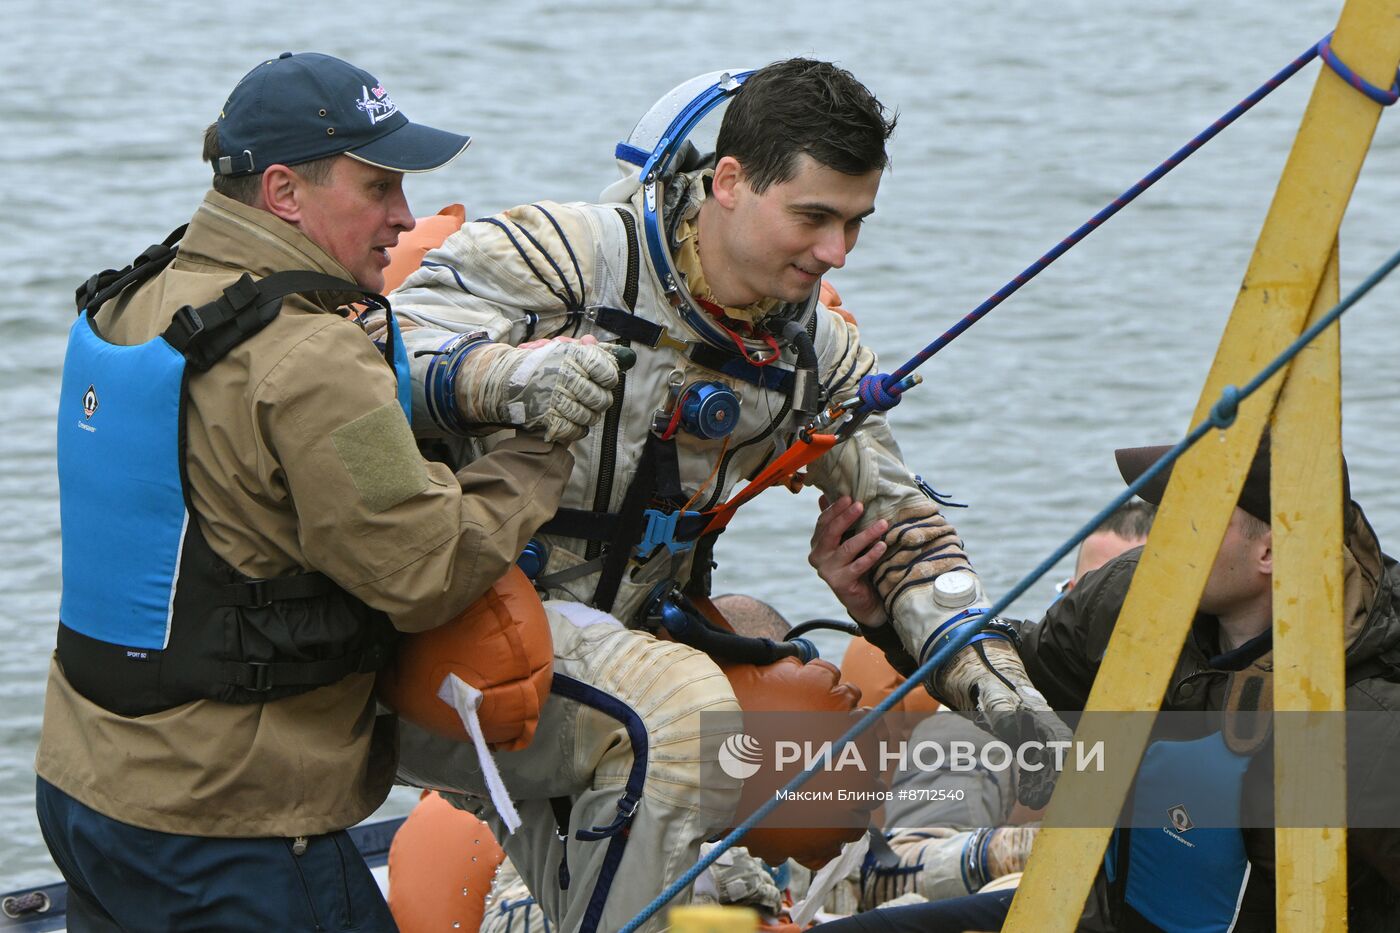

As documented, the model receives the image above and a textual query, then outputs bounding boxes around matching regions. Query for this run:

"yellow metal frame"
[1004,2,1400,929]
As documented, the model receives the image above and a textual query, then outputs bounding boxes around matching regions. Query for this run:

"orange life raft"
[387,790,507,933]
[377,566,552,752]
[382,203,467,293]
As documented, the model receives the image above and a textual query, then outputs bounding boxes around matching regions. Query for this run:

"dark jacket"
[1020,501,1400,931]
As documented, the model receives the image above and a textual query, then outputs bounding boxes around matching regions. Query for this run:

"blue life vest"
[1105,731,1253,933]
[57,236,409,715]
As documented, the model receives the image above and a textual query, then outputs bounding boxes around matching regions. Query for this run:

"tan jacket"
[36,191,572,837]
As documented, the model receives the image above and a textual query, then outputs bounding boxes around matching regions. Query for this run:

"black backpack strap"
[162,271,387,371]
[76,225,187,313]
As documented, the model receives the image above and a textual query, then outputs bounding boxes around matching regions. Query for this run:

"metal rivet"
[319,108,327,117]
[327,128,335,136]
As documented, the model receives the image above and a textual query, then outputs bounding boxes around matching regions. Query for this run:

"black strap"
[584,304,796,395]
[688,342,795,394]
[76,225,187,314]
[542,508,620,542]
[217,644,391,692]
[220,572,339,608]
[543,506,708,546]
[589,305,666,346]
[682,529,722,597]
[591,434,670,613]
[162,271,386,371]
[550,795,573,890]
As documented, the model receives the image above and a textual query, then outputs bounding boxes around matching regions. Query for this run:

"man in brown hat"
[810,435,1400,931]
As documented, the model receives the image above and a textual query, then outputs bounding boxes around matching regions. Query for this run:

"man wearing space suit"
[389,59,1065,931]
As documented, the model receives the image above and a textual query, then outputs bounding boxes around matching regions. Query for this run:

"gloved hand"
[932,637,1072,809]
[694,844,784,914]
[860,825,1039,908]
[455,340,619,443]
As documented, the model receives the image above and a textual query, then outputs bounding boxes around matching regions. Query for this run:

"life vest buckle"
[244,578,273,609]
[169,304,206,343]
[246,662,274,692]
[636,508,700,561]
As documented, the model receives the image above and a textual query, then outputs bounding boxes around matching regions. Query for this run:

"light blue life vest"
[58,243,409,715]
[1105,731,1253,933]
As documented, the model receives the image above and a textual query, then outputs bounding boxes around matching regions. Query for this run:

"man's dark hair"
[1097,499,1156,540]
[715,58,896,193]
[202,123,337,206]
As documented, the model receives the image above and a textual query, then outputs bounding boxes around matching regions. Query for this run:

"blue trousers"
[36,777,397,932]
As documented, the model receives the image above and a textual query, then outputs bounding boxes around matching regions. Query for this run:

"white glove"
[860,826,1037,908]
[932,637,1072,809]
[456,341,619,443]
[693,845,783,914]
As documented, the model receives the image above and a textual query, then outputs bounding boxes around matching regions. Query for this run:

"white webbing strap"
[787,834,871,927]
[436,673,523,834]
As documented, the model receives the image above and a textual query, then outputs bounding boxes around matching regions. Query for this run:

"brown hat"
[1114,434,1349,526]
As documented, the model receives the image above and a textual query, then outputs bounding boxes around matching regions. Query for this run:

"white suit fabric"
[389,176,988,930]
[393,177,987,642]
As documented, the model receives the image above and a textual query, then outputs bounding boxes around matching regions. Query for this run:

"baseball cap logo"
[718,733,764,780]
[357,84,399,125]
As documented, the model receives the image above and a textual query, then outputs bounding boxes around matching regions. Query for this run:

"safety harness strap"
[543,507,710,546]
[75,225,186,313]
[547,434,833,601]
[162,270,387,372]
[585,305,797,395]
[542,509,620,541]
[588,305,667,346]
[591,434,681,613]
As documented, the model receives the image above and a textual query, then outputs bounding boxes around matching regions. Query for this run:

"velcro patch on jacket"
[331,403,428,513]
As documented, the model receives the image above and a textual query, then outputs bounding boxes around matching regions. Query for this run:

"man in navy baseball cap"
[199,51,471,292]
[213,51,470,177]
[35,50,584,933]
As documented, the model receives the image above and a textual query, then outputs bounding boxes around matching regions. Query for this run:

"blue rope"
[620,242,1400,932]
[839,33,1390,420]
[1317,33,1400,106]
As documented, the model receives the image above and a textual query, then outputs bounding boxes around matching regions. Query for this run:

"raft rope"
[830,32,1399,428]
[620,241,1400,931]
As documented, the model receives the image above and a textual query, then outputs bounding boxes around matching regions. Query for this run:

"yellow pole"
[669,904,759,932]
[1004,3,1400,929]
[1271,245,1347,929]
